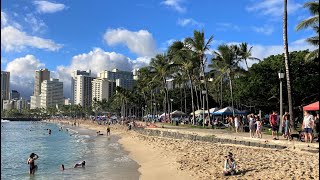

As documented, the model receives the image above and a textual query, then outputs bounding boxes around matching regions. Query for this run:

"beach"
[50,119,319,180]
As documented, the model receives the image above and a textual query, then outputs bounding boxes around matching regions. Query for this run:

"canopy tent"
[303,101,319,111]
[110,115,117,120]
[190,109,209,115]
[170,110,186,116]
[211,106,245,115]
[209,107,220,113]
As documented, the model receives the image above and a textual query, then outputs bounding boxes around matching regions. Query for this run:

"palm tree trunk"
[220,77,223,108]
[283,0,294,129]
[180,85,183,111]
[188,74,196,125]
[184,83,187,113]
[228,71,235,117]
[195,85,200,110]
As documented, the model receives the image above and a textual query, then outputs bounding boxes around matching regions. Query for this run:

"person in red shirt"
[269,111,279,140]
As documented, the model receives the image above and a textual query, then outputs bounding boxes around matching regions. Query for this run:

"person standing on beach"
[249,114,255,138]
[27,153,39,175]
[255,117,262,138]
[269,111,278,140]
[282,112,290,139]
[106,124,111,136]
[234,115,240,133]
[302,111,314,143]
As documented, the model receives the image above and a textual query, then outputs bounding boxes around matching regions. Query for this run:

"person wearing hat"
[223,152,237,176]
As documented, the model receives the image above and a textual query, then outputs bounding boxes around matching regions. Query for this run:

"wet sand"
[49,119,319,180]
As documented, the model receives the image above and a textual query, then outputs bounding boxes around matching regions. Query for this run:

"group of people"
[27,152,86,175]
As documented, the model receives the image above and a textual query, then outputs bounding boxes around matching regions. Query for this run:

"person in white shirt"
[302,111,314,143]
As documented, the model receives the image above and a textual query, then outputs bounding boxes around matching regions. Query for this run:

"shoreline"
[47,118,319,180]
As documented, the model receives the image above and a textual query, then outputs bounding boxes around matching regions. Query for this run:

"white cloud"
[4,49,151,99]
[1,26,62,52]
[54,48,150,97]
[5,55,45,98]
[246,0,302,17]
[33,1,66,13]
[177,18,203,27]
[216,23,240,31]
[161,0,186,13]
[1,11,8,26]
[252,25,274,35]
[24,13,47,33]
[103,28,157,57]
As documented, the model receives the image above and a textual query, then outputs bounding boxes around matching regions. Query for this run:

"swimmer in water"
[74,161,85,168]
[27,153,39,175]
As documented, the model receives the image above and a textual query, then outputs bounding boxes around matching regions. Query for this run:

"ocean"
[1,120,140,180]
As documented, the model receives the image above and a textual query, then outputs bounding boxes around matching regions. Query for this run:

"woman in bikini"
[27,153,39,175]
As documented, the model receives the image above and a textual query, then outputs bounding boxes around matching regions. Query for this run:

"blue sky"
[1,0,316,99]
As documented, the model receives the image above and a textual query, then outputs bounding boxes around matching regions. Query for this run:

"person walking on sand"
[302,111,314,143]
[223,152,237,176]
[27,153,39,175]
[269,111,278,140]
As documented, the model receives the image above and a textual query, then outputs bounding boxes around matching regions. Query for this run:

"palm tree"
[149,54,175,123]
[296,1,319,61]
[284,0,294,129]
[211,44,245,116]
[185,30,214,125]
[238,42,260,70]
[168,40,198,124]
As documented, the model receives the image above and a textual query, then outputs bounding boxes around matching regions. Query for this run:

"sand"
[49,119,319,180]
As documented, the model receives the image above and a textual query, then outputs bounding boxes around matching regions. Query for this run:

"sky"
[1,0,316,99]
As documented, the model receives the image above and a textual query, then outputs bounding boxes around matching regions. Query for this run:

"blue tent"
[211,107,246,115]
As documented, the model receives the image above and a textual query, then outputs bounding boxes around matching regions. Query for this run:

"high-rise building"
[1,71,10,110]
[30,69,50,109]
[9,90,20,100]
[71,70,95,107]
[16,97,28,112]
[133,68,140,80]
[40,78,64,108]
[98,68,135,93]
[92,78,116,103]
[34,68,50,96]
[71,70,91,105]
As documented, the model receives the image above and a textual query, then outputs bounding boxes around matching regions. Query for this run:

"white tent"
[209,107,220,113]
[170,110,186,116]
[190,109,208,115]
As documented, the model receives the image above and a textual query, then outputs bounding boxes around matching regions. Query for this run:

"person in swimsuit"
[282,112,290,139]
[74,161,85,168]
[27,153,39,175]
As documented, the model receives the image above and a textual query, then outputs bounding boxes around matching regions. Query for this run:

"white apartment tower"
[40,78,64,108]
[92,78,116,103]
[31,69,50,109]
[98,68,135,92]
[1,71,10,110]
[71,70,94,107]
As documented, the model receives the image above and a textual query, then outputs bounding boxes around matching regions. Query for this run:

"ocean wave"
[1,119,10,122]
[108,143,120,150]
[113,156,131,162]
